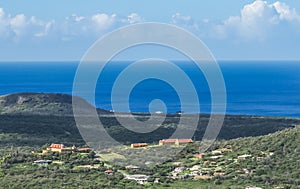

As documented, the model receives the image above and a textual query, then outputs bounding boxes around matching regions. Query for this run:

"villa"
[44,144,92,153]
[159,139,193,146]
[46,144,74,153]
[130,143,148,148]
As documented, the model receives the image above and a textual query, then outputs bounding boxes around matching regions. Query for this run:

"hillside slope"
[0,93,108,116]
[169,126,300,188]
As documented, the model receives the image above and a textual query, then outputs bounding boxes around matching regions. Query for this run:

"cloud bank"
[0,8,144,42]
[0,0,300,60]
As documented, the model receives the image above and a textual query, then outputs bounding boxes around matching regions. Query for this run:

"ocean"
[1,61,300,118]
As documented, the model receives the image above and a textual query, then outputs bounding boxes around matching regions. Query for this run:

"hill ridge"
[0,92,108,116]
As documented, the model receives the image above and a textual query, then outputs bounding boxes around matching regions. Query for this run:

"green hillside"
[0,93,299,188]
[0,93,108,116]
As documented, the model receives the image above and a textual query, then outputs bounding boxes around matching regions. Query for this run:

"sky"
[0,0,300,61]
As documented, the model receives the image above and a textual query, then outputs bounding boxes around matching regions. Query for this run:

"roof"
[125,174,149,180]
[131,143,148,147]
[159,139,193,143]
[77,148,92,151]
[194,154,204,158]
[105,170,114,173]
[238,154,252,159]
[178,139,193,143]
[160,139,176,143]
[33,160,52,164]
[49,144,64,149]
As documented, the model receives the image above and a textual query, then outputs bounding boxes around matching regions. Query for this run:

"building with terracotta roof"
[46,143,90,153]
[130,143,148,148]
[76,147,92,153]
[194,154,204,159]
[46,144,73,153]
[159,139,193,146]
[104,170,114,175]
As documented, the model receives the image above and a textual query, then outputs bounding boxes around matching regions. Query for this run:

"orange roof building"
[194,154,204,159]
[47,144,71,152]
[130,143,148,148]
[159,139,193,146]
[47,144,88,153]
[76,148,92,152]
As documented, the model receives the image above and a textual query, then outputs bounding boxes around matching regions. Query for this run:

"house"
[211,150,222,155]
[47,143,74,153]
[189,171,200,176]
[130,143,148,148]
[210,155,224,159]
[218,148,232,153]
[173,162,182,166]
[242,168,250,174]
[159,139,177,145]
[189,165,201,171]
[104,170,114,175]
[33,160,52,166]
[194,175,212,180]
[256,157,264,161]
[194,154,204,159]
[213,172,225,176]
[159,139,193,146]
[77,165,100,169]
[125,165,140,170]
[238,154,252,160]
[76,147,92,153]
[45,144,92,153]
[174,167,186,173]
[125,174,149,184]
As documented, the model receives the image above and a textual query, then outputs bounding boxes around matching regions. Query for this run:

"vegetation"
[0,126,299,188]
[0,93,299,188]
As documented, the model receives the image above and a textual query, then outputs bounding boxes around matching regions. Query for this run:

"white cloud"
[214,0,300,41]
[0,1,299,44]
[10,14,27,39]
[72,14,85,22]
[172,13,192,24]
[34,20,54,37]
[126,13,143,24]
[0,8,145,42]
[0,8,54,41]
[171,13,200,34]
[273,1,300,21]
[92,13,117,31]
[0,8,9,38]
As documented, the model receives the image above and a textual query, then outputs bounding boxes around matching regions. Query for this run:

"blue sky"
[0,0,300,61]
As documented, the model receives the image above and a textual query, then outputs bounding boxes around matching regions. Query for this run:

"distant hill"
[0,92,299,148]
[0,93,108,116]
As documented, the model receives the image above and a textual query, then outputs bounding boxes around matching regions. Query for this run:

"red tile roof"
[159,139,177,143]
[178,139,193,143]
[159,139,193,144]
[131,143,148,147]
[49,144,64,149]
[77,148,92,151]
[194,154,204,158]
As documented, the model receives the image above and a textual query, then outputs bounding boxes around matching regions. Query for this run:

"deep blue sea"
[1,61,300,118]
